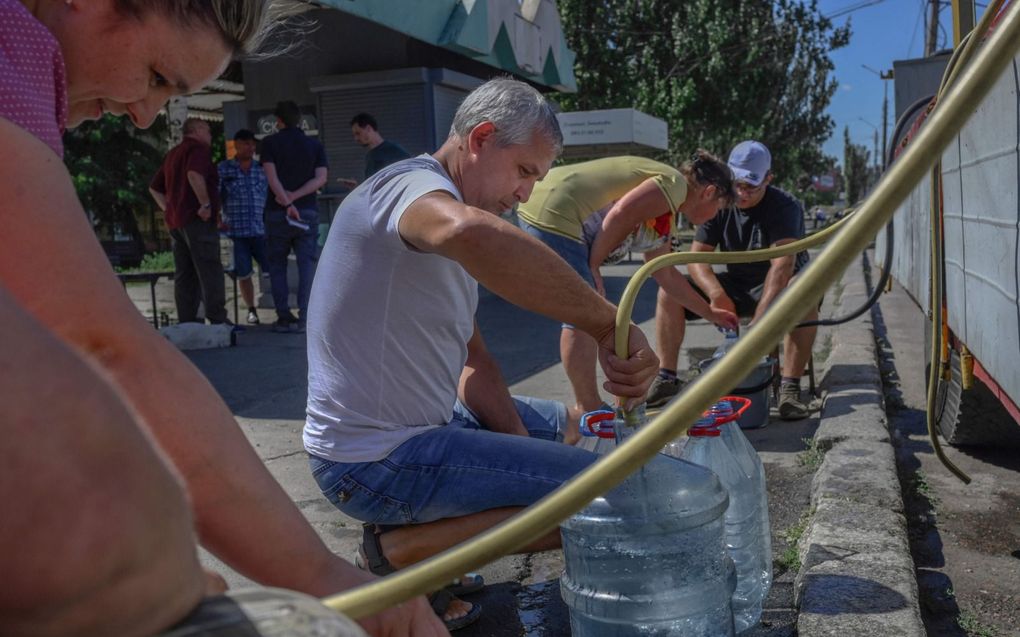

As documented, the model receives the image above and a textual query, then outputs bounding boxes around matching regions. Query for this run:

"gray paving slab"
[796,498,923,637]
[810,439,903,513]
[815,383,889,450]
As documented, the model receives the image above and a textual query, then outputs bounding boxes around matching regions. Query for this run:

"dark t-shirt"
[694,186,809,289]
[260,127,328,211]
[365,139,410,179]
[149,137,220,230]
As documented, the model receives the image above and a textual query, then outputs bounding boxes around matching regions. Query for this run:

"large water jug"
[717,405,773,599]
[682,398,771,633]
[562,406,736,636]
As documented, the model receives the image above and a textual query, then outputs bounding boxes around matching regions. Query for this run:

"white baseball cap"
[728,141,772,187]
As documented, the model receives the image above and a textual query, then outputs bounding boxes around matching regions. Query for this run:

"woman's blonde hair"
[113,0,307,58]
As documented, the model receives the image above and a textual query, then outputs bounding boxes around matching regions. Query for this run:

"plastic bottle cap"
[688,422,722,437]
[580,409,617,438]
[688,410,721,437]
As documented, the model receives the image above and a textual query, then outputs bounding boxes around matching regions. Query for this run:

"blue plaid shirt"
[218,159,267,237]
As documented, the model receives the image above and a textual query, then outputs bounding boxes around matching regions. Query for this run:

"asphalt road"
[870,269,1020,637]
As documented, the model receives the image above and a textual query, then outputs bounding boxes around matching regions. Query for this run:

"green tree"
[557,0,849,187]
[842,125,870,204]
[63,114,168,249]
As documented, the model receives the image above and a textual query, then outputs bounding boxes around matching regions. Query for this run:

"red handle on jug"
[709,396,752,425]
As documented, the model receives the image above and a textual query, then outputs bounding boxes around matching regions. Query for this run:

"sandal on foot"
[357,524,486,596]
[429,587,482,631]
[446,573,485,596]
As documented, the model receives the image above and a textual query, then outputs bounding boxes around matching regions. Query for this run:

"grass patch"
[909,470,940,510]
[116,251,174,274]
[797,437,826,471]
[958,610,999,637]
[776,510,812,573]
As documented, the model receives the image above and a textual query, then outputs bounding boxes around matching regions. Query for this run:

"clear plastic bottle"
[562,406,736,636]
[714,329,740,360]
[718,411,773,601]
[682,400,770,634]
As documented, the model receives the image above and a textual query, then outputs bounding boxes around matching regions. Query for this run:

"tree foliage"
[63,115,226,254]
[557,0,850,187]
[63,114,169,243]
[842,125,871,204]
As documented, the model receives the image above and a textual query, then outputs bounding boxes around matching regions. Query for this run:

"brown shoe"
[645,375,681,408]
[778,383,810,420]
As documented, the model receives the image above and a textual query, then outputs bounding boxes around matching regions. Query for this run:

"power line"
[825,0,885,19]
[908,0,925,56]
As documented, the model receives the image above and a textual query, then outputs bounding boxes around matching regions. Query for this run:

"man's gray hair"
[449,78,563,154]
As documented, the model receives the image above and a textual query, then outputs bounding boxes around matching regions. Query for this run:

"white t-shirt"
[303,155,478,463]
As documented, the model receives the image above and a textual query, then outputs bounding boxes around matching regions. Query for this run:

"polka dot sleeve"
[0,0,70,157]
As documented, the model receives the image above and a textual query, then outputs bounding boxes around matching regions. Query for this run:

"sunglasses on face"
[734,181,766,194]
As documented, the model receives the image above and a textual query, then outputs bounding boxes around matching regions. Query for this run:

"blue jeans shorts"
[309,396,597,525]
[230,235,268,279]
[518,219,594,329]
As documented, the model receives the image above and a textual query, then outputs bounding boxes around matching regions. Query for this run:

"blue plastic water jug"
[562,406,737,636]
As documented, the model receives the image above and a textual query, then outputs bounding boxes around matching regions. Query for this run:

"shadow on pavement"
[184,265,661,422]
[799,574,910,613]
[479,268,660,386]
[459,579,570,637]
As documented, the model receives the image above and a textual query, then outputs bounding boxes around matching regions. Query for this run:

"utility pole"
[926,0,940,55]
[862,65,894,168]
[880,79,889,167]
[951,0,976,46]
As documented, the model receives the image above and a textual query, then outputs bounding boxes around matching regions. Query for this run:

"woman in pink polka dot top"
[0,2,448,636]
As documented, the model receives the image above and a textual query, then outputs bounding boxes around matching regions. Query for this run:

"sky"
[817,0,989,162]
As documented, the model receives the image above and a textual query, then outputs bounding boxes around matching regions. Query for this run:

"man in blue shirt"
[218,129,268,325]
[261,101,328,333]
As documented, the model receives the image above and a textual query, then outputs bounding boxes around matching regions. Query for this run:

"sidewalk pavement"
[168,252,922,635]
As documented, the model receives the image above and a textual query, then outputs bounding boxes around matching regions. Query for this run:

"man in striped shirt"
[218,129,269,324]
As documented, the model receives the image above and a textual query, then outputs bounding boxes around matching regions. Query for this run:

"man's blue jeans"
[308,397,596,526]
[266,208,318,321]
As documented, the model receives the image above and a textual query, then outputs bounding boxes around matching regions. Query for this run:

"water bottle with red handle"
[682,397,771,634]
[561,406,736,636]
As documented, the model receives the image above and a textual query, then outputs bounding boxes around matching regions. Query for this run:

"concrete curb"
[795,254,925,636]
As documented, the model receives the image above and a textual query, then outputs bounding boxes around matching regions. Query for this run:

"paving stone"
[810,439,903,513]
[815,384,889,450]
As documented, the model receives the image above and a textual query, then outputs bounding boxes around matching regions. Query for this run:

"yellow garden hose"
[323,2,1020,618]
[919,0,1005,485]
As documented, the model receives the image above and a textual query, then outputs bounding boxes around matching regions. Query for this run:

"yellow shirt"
[517,156,687,241]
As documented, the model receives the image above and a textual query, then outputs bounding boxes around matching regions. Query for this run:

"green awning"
[314,0,576,92]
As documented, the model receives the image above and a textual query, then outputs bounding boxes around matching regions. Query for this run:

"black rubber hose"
[796,94,936,329]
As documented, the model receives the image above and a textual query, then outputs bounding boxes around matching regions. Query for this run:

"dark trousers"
[169,217,227,324]
[266,208,319,321]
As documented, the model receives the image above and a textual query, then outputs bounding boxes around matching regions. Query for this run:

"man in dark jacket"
[261,101,328,333]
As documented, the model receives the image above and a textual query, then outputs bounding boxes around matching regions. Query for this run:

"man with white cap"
[646,140,816,419]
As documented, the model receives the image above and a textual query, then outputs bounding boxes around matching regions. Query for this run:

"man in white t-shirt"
[304,78,658,629]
